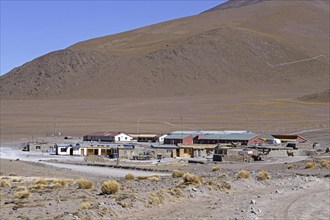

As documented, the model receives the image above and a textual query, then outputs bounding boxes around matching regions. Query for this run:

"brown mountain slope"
[1,0,329,99]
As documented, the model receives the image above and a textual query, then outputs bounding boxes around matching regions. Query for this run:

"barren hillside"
[1,0,329,99]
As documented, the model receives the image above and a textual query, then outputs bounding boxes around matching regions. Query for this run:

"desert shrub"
[101,180,120,195]
[76,179,93,189]
[149,176,160,182]
[0,180,10,188]
[169,187,184,197]
[257,171,271,180]
[305,162,316,169]
[287,164,293,169]
[54,179,67,187]
[320,160,330,168]
[81,202,91,209]
[212,167,221,172]
[12,178,21,183]
[36,178,47,185]
[14,191,30,199]
[237,170,250,179]
[172,170,185,178]
[28,184,43,190]
[207,181,231,190]
[182,173,203,185]
[219,173,229,179]
[137,176,149,180]
[16,186,26,191]
[125,173,135,180]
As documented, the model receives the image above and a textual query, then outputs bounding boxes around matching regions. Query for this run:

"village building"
[114,132,133,142]
[272,134,308,143]
[197,133,260,145]
[150,144,178,158]
[164,134,194,145]
[55,143,80,156]
[177,144,217,158]
[79,142,134,159]
[83,132,116,142]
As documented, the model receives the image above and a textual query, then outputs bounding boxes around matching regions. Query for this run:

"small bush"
[137,176,149,180]
[320,160,330,168]
[149,176,160,182]
[305,162,316,169]
[125,173,135,180]
[212,167,221,172]
[36,179,47,185]
[16,186,26,191]
[172,170,185,178]
[287,164,293,169]
[14,191,30,199]
[12,178,21,183]
[54,179,67,187]
[182,173,203,185]
[0,180,10,188]
[76,179,93,189]
[237,170,250,179]
[101,180,120,195]
[257,171,271,180]
[81,202,91,209]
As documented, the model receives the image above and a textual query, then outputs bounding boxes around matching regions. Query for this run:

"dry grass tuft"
[76,179,93,189]
[169,187,184,197]
[81,202,91,209]
[0,180,11,188]
[257,171,271,180]
[172,170,185,178]
[148,191,165,205]
[207,181,231,190]
[54,179,67,187]
[14,191,30,199]
[320,160,330,168]
[148,176,160,182]
[212,167,221,172]
[28,184,44,190]
[219,173,229,178]
[305,162,316,169]
[36,178,47,185]
[287,164,294,169]
[137,176,149,180]
[101,180,120,195]
[12,178,21,183]
[16,186,26,191]
[182,173,203,185]
[124,173,135,180]
[237,170,250,179]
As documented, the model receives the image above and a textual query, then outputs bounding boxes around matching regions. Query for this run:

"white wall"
[158,134,168,143]
[115,133,133,142]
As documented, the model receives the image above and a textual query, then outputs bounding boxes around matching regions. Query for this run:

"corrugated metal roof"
[84,132,119,137]
[259,134,275,139]
[151,144,178,149]
[199,133,257,141]
[164,134,191,139]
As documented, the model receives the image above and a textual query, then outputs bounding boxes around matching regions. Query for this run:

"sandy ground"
[1,142,330,220]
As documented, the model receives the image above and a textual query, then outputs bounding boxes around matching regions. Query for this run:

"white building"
[114,133,133,142]
[55,143,80,156]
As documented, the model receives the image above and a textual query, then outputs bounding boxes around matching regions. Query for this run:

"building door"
[70,148,73,156]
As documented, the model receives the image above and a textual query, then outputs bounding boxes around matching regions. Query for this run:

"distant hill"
[1,0,329,99]
[298,89,330,103]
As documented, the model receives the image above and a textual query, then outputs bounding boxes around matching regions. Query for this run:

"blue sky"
[0,0,226,75]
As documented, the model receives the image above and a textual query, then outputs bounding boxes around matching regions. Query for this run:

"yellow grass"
[14,191,30,199]
[257,171,271,180]
[237,170,250,179]
[101,180,120,195]
[16,186,26,191]
[36,178,47,185]
[305,162,316,169]
[287,164,294,169]
[125,173,135,180]
[172,170,185,178]
[212,167,221,172]
[182,173,203,185]
[137,176,149,180]
[54,179,67,187]
[0,180,10,188]
[320,160,330,168]
[149,176,160,182]
[219,173,229,178]
[76,179,93,189]
[81,202,91,209]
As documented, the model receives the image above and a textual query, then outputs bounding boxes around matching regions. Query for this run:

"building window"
[60,148,66,152]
